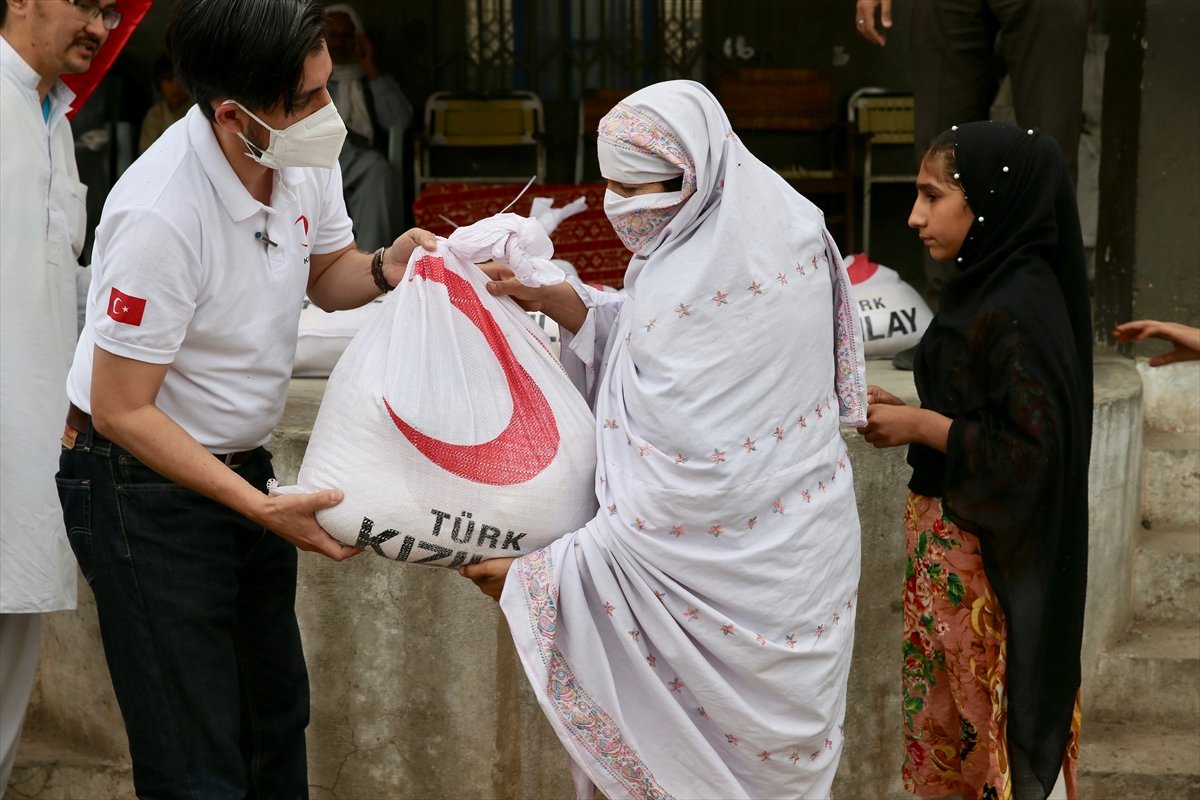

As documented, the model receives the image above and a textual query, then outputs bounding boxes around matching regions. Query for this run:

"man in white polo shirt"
[56,0,434,794]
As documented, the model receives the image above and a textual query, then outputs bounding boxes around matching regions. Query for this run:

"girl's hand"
[858,402,917,448]
[859,404,952,452]
[867,384,905,406]
[459,557,516,602]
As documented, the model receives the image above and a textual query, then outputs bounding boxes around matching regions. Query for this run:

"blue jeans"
[56,423,309,799]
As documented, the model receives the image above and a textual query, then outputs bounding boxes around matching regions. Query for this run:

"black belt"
[65,403,256,468]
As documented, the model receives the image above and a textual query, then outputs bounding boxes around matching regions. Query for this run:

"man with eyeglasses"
[0,0,116,786]
[67,0,122,29]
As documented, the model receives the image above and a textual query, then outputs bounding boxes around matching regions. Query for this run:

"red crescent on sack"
[383,255,560,486]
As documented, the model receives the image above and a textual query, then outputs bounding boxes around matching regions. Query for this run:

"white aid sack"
[530,195,587,235]
[293,296,385,378]
[287,215,597,567]
[845,253,933,358]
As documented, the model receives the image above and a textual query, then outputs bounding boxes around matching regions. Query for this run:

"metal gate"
[463,0,705,100]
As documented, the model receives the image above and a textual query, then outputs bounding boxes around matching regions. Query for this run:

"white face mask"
[603,188,684,252]
[222,99,347,169]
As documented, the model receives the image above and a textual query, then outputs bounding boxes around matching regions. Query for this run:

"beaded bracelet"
[370,246,392,293]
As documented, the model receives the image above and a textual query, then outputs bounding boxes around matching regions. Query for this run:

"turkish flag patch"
[107,287,147,326]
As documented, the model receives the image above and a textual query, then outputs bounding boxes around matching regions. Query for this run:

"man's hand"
[382,228,439,287]
[1112,320,1200,367]
[855,0,892,46]
[251,489,362,562]
[460,557,516,602]
[357,33,382,81]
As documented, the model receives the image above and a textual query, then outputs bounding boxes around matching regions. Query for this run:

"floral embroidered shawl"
[500,80,867,800]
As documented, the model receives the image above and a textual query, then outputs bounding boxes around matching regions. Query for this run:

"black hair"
[923,128,962,191]
[0,4,7,27]
[166,0,326,122]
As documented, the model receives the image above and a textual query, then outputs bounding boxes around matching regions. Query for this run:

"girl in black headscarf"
[858,121,1092,800]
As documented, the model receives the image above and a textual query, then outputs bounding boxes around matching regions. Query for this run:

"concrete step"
[1138,359,1200,435]
[1089,621,1200,727]
[1078,721,1200,800]
[6,737,132,800]
[1134,528,1200,622]
[1141,430,1200,528]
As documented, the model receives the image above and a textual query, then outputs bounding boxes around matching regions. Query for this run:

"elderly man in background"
[325,3,412,249]
[0,0,116,784]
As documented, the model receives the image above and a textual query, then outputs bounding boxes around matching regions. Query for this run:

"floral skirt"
[901,493,1081,800]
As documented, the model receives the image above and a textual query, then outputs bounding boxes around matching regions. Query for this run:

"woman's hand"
[476,262,547,312]
[459,557,516,602]
[478,263,588,334]
[1112,320,1200,366]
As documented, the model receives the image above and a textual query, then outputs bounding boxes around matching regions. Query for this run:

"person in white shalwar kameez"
[0,0,115,784]
[463,80,868,800]
[324,3,412,250]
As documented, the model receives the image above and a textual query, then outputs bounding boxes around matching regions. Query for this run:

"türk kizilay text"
[354,509,528,566]
[858,297,919,341]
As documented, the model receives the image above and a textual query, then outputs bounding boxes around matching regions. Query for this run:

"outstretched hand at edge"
[1112,320,1200,367]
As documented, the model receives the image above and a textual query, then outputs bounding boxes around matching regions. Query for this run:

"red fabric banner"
[62,0,154,118]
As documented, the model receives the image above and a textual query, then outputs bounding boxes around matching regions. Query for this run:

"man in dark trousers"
[56,0,433,794]
[856,0,1088,366]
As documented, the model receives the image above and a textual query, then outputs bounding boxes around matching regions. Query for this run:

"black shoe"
[891,344,918,371]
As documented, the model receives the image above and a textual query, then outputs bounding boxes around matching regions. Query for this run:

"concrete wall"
[1081,357,1146,682]
[24,356,1142,799]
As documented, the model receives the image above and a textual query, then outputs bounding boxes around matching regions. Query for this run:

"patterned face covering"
[597,102,696,255]
[602,188,686,252]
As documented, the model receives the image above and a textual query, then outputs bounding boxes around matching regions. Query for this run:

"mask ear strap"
[221,99,269,127]
[238,132,268,158]
[221,99,274,160]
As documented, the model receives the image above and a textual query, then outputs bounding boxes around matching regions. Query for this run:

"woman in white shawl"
[463,80,867,800]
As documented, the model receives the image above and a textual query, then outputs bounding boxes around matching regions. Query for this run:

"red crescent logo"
[383,255,560,486]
